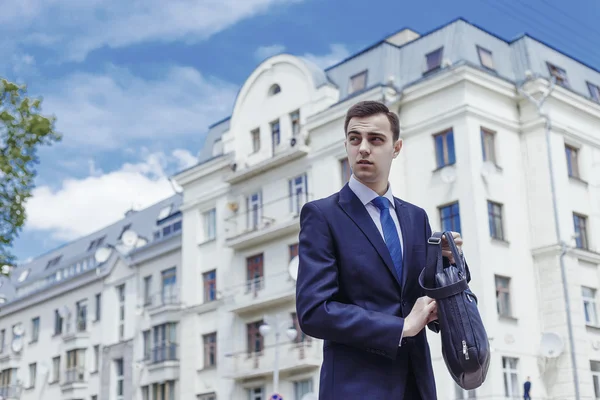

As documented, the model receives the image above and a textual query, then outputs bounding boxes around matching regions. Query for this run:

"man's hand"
[402,296,438,338]
[441,231,463,264]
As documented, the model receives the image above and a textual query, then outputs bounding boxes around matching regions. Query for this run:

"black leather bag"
[418,231,490,390]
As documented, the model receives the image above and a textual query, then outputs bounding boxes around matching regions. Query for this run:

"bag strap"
[418,269,469,299]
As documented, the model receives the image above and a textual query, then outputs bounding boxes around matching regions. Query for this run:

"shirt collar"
[348,174,396,209]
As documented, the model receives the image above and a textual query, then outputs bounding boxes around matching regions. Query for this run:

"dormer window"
[547,62,569,87]
[348,70,367,95]
[88,236,106,251]
[425,47,443,73]
[268,84,281,96]
[46,255,62,269]
[477,46,494,70]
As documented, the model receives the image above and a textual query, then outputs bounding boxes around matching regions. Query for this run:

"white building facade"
[1,17,600,400]
[175,18,600,400]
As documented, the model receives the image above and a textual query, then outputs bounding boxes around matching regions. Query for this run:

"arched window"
[268,84,281,96]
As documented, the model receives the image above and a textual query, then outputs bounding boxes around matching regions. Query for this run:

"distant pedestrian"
[523,376,531,399]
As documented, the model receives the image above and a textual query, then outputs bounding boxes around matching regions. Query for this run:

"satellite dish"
[17,269,30,283]
[94,246,112,264]
[440,165,457,184]
[11,337,23,353]
[481,161,496,179]
[12,324,24,336]
[301,393,318,400]
[288,256,299,281]
[135,237,148,248]
[540,332,564,358]
[121,230,139,247]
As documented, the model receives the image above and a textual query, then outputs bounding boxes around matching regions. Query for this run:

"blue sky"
[3,0,598,262]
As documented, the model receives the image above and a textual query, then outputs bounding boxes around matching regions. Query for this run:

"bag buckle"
[428,237,442,244]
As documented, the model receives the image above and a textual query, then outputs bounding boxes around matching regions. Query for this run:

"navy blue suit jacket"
[295,184,438,399]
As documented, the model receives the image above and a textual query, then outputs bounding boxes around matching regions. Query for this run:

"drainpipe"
[518,77,580,400]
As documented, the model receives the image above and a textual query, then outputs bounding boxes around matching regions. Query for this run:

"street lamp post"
[259,313,298,397]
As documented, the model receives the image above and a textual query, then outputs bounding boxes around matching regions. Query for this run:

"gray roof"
[199,18,600,155]
[0,194,183,304]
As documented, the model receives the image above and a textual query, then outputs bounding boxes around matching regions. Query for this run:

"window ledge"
[585,324,600,332]
[491,238,510,246]
[198,238,216,247]
[432,163,456,173]
[569,176,588,186]
[499,315,518,323]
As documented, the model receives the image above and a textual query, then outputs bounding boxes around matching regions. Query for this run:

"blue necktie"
[371,196,403,282]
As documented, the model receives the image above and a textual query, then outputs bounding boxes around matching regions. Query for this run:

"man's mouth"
[357,160,373,165]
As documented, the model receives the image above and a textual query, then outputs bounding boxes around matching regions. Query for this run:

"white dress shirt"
[348,174,406,346]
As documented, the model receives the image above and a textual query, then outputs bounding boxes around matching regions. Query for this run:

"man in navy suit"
[295,100,462,399]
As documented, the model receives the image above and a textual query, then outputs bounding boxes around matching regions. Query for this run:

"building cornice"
[179,184,231,213]
[128,232,181,266]
[531,244,600,264]
[173,153,234,188]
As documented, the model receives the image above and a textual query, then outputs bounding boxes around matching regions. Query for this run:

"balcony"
[0,351,21,369]
[146,343,180,381]
[0,385,22,400]
[226,133,309,185]
[227,340,320,380]
[62,319,90,347]
[226,272,296,315]
[60,366,87,394]
[224,192,309,250]
[146,290,182,321]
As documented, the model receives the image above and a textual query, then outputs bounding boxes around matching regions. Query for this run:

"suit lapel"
[338,185,402,288]
[394,198,412,288]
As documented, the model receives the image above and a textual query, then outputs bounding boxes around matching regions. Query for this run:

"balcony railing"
[227,340,320,380]
[224,192,311,249]
[64,366,86,384]
[147,290,180,307]
[150,342,178,364]
[225,271,295,314]
[0,385,22,399]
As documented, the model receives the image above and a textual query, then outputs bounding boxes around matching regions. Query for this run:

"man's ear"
[393,138,403,158]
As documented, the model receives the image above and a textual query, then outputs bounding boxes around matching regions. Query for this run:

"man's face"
[345,113,402,187]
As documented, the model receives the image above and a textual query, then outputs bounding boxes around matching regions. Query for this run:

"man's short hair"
[344,100,400,141]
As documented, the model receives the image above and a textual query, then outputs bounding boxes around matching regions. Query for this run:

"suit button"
[401,301,406,307]
[401,339,408,346]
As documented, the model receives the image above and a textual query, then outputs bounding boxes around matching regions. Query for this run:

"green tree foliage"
[1,78,61,273]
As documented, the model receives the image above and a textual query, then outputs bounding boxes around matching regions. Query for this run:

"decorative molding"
[173,153,234,188]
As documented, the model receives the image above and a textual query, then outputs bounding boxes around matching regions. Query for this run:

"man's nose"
[359,140,370,154]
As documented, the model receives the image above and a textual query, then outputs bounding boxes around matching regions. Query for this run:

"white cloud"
[303,44,350,69]
[254,44,287,61]
[1,0,304,62]
[25,149,194,241]
[41,65,238,149]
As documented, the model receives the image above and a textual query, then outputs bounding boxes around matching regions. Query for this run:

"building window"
[502,357,519,398]
[246,254,264,294]
[142,331,150,361]
[198,393,217,400]
[348,70,367,94]
[152,381,176,400]
[565,144,580,179]
[340,158,351,184]
[28,363,36,389]
[247,321,264,355]
[203,208,216,241]
[476,46,494,70]
[117,285,125,340]
[290,110,301,136]
[203,270,216,302]
[573,213,589,250]
[481,128,496,163]
[246,192,262,230]
[152,323,178,363]
[31,317,39,342]
[271,120,281,148]
[487,201,504,240]
[289,173,308,215]
[289,243,299,261]
[425,47,443,73]
[433,129,455,168]
[439,202,461,234]
[294,379,313,400]
[95,293,101,321]
[248,387,264,400]
[65,348,86,383]
[143,276,152,306]
[76,300,87,332]
[583,287,598,326]
[268,84,281,96]
[588,82,600,102]
[251,128,260,153]
[591,361,600,399]
[495,276,512,317]
[51,356,60,383]
[93,345,100,372]
[547,62,569,87]
[115,358,124,400]
[203,333,217,368]
[161,267,177,305]
[54,309,63,335]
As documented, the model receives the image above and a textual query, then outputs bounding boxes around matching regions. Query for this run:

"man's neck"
[354,176,388,196]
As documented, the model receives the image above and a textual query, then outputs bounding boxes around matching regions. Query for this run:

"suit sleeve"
[295,201,404,360]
